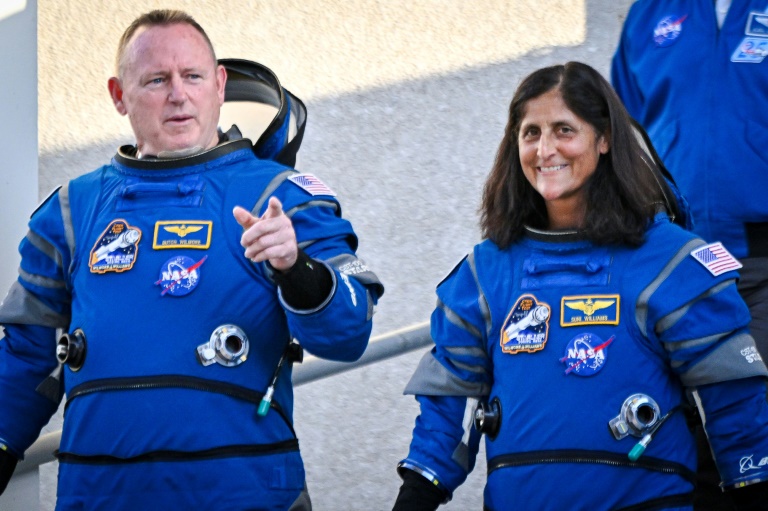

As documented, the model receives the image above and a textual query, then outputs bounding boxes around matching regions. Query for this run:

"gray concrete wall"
[0,0,37,293]
[30,1,634,509]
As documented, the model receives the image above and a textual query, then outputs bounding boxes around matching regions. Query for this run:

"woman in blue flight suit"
[393,62,768,511]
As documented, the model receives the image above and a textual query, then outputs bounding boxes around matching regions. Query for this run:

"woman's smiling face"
[518,88,609,228]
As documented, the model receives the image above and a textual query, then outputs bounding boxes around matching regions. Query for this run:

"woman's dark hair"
[480,61,679,248]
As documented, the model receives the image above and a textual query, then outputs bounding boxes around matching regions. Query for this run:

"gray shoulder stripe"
[58,183,75,263]
[451,358,489,375]
[403,351,490,397]
[285,200,339,218]
[19,268,66,289]
[445,345,489,360]
[25,230,63,269]
[251,169,296,216]
[0,281,70,328]
[636,238,706,338]
[663,331,729,354]
[466,252,492,337]
[438,298,483,339]
[680,333,768,387]
[655,279,736,335]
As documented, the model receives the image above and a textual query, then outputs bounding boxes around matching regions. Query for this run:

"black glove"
[392,470,446,511]
[0,448,19,495]
[728,480,768,511]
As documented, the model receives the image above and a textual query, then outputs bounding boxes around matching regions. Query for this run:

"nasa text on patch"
[155,255,207,297]
[153,221,212,250]
[560,332,614,377]
[89,219,142,274]
[561,295,620,327]
[500,294,551,354]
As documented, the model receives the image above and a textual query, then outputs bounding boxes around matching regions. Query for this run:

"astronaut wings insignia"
[153,220,212,249]
[164,224,204,237]
[561,295,620,327]
[565,299,614,316]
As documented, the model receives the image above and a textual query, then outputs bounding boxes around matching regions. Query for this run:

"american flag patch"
[288,173,335,196]
[690,242,743,276]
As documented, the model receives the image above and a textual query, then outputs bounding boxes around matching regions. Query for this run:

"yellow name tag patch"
[560,295,620,327]
[153,221,212,249]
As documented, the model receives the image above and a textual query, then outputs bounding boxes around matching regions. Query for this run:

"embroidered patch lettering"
[561,295,620,327]
[153,221,212,249]
[500,294,551,354]
[287,173,336,196]
[690,242,743,276]
[89,220,142,274]
[155,255,207,296]
[560,333,614,376]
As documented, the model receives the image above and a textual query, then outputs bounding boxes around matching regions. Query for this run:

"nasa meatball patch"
[155,255,207,297]
[89,219,142,274]
[560,333,614,376]
[500,294,551,354]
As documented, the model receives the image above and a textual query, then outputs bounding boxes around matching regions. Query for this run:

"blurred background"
[2,0,634,508]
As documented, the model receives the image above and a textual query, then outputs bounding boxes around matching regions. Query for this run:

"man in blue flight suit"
[612,2,768,509]
[0,9,383,510]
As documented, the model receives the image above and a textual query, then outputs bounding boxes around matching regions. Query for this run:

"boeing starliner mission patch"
[500,294,551,354]
[89,219,142,274]
[561,295,620,327]
[155,255,207,296]
[653,14,687,47]
[287,173,336,196]
[560,333,614,376]
[153,221,212,249]
[690,242,743,276]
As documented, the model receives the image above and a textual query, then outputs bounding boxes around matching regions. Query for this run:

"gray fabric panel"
[403,351,490,397]
[445,345,489,360]
[0,281,70,328]
[655,279,735,335]
[466,252,493,338]
[451,441,470,473]
[287,487,312,511]
[636,238,706,338]
[450,358,488,375]
[438,299,483,339]
[58,183,76,264]
[250,169,296,216]
[285,200,340,218]
[297,239,316,250]
[663,332,728,354]
[18,268,66,290]
[25,230,63,269]
[325,253,382,288]
[365,289,374,321]
[680,333,768,386]
[322,253,382,318]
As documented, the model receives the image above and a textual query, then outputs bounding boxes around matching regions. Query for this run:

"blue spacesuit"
[399,216,768,510]
[0,137,383,510]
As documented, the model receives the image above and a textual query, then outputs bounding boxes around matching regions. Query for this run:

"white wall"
[0,0,37,293]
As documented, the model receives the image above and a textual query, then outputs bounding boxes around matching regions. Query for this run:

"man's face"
[108,23,226,157]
